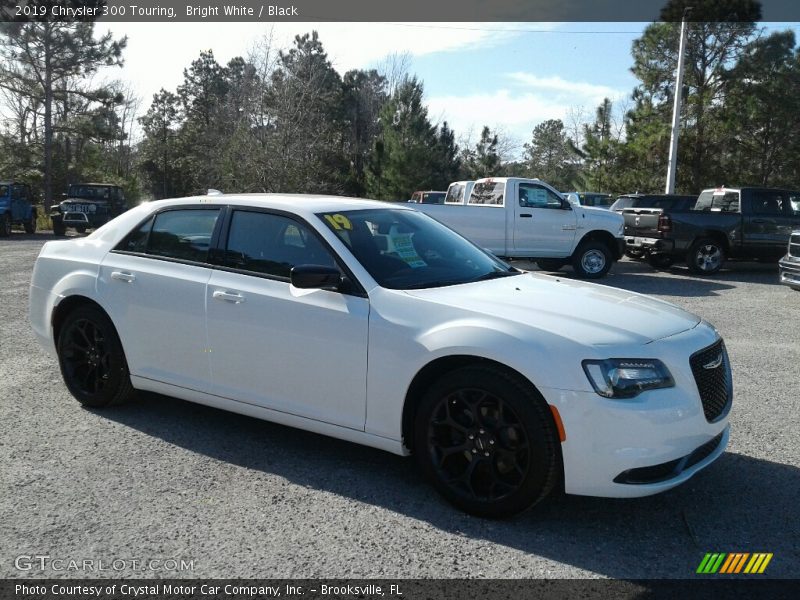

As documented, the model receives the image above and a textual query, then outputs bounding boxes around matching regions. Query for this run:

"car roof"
[148,193,409,214]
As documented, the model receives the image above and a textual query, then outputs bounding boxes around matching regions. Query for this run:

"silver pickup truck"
[413,177,624,278]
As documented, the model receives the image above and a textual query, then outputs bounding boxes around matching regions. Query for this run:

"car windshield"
[68,185,112,200]
[317,208,518,290]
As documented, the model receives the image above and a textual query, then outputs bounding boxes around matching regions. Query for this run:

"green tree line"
[2,0,800,208]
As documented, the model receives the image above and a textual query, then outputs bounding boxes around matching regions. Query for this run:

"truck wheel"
[688,238,725,274]
[0,214,11,237]
[647,254,674,270]
[56,305,135,408]
[52,218,66,236]
[75,225,87,234]
[24,214,37,234]
[536,259,566,272]
[413,365,560,518]
[572,241,612,279]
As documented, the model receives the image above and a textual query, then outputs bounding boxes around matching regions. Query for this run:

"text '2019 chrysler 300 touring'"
[29,194,732,517]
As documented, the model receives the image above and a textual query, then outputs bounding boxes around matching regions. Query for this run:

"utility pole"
[665,11,690,194]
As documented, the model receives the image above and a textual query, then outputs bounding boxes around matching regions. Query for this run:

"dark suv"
[51,183,127,235]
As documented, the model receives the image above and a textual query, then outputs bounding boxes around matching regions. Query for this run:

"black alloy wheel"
[57,306,134,407]
[414,365,559,517]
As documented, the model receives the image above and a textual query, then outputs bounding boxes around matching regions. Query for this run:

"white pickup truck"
[413,177,625,278]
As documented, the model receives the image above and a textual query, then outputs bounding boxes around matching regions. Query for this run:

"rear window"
[469,182,505,206]
[611,196,637,210]
[445,185,464,204]
[695,190,740,212]
[117,208,220,263]
[421,192,445,204]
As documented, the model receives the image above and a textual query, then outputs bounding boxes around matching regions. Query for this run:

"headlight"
[582,358,674,399]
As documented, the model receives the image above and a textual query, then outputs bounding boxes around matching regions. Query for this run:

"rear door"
[98,207,221,389]
[743,190,796,255]
[513,181,576,256]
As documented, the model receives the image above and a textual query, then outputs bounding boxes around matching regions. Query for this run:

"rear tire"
[56,305,135,408]
[75,225,87,234]
[24,213,36,234]
[413,365,560,518]
[688,238,725,274]
[572,241,612,279]
[536,259,566,272]
[0,214,10,237]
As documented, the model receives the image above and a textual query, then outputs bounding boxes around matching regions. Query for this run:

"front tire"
[56,305,134,408]
[688,238,725,274]
[572,241,612,279]
[413,365,560,518]
[536,259,566,272]
[52,217,66,236]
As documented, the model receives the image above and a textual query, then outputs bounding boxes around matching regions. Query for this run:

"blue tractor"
[0,181,37,237]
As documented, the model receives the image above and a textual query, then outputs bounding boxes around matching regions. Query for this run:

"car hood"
[403,272,701,346]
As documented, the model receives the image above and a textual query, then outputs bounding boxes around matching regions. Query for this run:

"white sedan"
[30,194,732,517]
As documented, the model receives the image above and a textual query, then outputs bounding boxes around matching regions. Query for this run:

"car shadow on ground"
[102,393,799,579]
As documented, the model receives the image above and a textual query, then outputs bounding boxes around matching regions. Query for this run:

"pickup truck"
[0,180,37,236]
[642,187,800,274]
[778,230,800,290]
[412,177,624,278]
[615,193,697,265]
[51,182,127,235]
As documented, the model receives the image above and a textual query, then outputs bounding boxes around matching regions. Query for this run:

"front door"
[513,181,576,256]
[205,209,370,430]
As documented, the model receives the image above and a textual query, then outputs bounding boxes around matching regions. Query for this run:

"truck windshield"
[695,190,740,212]
[469,181,505,205]
[317,208,518,290]
[68,186,112,200]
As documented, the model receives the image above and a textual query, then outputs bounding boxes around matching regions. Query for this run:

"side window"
[118,216,154,253]
[519,183,563,209]
[751,191,784,215]
[147,209,220,262]
[788,194,800,216]
[225,211,337,279]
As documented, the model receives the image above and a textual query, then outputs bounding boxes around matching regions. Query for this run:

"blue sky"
[100,21,799,152]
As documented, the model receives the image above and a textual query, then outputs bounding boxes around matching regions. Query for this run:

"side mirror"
[290,264,342,289]
[561,199,573,210]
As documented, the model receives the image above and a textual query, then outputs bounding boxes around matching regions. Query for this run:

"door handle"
[110,271,136,283]
[519,213,532,218]
[562,225,577,230]
[212,290,245,304]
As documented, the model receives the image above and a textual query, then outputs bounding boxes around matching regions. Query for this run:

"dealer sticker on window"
[390,234,427,268]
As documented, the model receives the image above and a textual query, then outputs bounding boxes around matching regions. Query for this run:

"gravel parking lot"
[1,232,798,579]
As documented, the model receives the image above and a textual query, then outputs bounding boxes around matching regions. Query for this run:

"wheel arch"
[52,295,110,344]
[576,229,620,259]
[400,355,561,456]
[690,230,731,253]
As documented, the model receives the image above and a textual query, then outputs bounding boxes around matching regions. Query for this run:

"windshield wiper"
[469,270,521,282]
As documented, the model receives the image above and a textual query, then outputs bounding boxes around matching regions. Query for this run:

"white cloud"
[426,71,627,145]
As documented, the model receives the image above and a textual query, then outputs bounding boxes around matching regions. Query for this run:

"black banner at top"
[2,0,800,22]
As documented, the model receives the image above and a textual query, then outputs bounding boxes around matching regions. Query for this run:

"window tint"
[751,191,786,215]
[119,216,154,253]
[519,183,563,209]
[695,191,740,212]
[147,209,220,262]
[225,211,336,278]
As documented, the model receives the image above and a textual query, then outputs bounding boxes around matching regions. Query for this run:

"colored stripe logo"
[697,553,773,574]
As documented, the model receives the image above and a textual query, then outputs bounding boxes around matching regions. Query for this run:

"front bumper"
[778,256,800,289]
[541,324,730,498]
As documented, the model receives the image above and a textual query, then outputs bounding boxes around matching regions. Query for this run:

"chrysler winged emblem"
[703,353,724,370]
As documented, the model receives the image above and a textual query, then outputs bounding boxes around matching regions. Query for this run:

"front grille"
[690,340,732,423]
[790,233,800,257]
